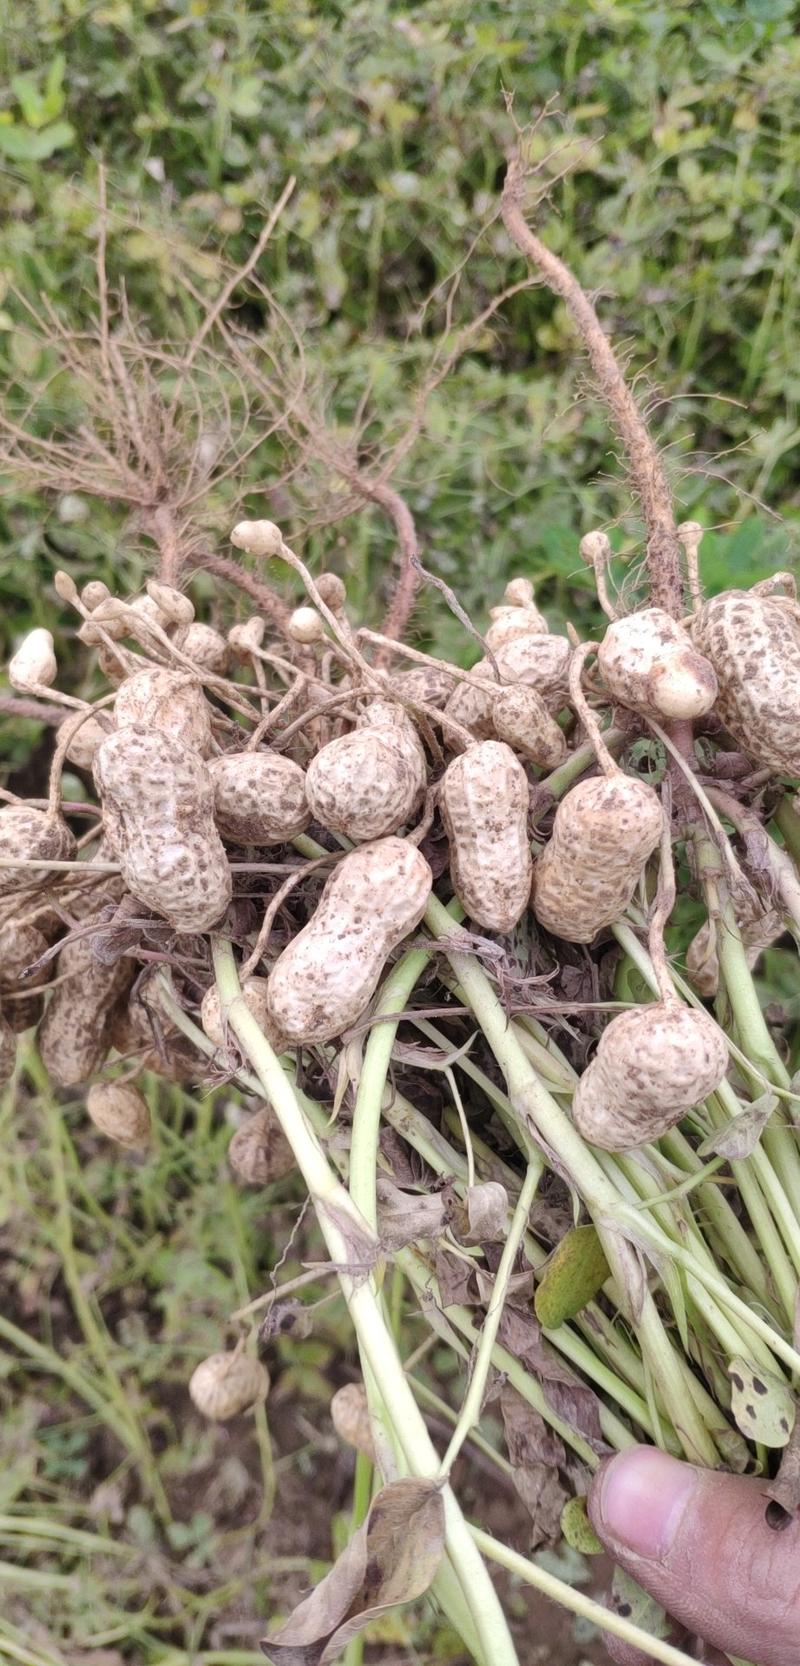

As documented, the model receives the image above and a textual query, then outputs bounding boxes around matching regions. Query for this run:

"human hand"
[588,1445,800,1666]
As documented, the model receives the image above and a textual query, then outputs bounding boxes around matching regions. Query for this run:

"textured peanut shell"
[531,774,662,943]
[493,684,567,769]
[87,1081,150,1150]
[38,928,133,1086]
[485,603,548,651]
[189,1352,269,1420]
[267,837,432,1044]
[94,726,232,934]
[442,740,532,933]
[201,977,285,1054]
[208,751,310,845]
[0,807,76,899]
[65,713,113,771]
[330,1382,375,1460]
[0,921,52,1032]
[9,628,57,690]
[572,1003,728,1150]
[598,608,718,720]
[110,982,208,1084]
[0,1011,16,1084]
[228,1107,295,1186]
[692,591,800,773]
[394,665,457,708]
[174,621,230,676]
[113,667,215,758]
[305,702,426,842]
[443,635,572,740]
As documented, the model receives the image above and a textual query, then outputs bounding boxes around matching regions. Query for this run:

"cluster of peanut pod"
[4,513,800,1422]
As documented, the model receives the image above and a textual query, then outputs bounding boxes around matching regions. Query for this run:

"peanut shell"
[266,836,432,1044]
[572,1002,728,1150]
[94,726,232,934]
[189,1351,269,1420]
[113,667,215,758]
[305,700,426,842]
[692,590,800,774]
[330,1382,375,1460]
[598,608,717,720]
[208,751,310,845]
[0,807,76,899]
[37,923,133,1087]
[531,774,662,943]
[441,740,532,933]
[174,621,230,676]
[493,684,567,769]
[228,1107,295,1186]
[87,1081,150,1150]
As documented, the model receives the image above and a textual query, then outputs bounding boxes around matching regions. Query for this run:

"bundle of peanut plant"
[4,146,800,1666]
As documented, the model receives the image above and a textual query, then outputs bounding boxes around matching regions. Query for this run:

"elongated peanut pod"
[113,667,215,758]
[493,684,567,769]
[266,836,432,1044]
[572,1002,728,1150]
[441,740,532,933]
[94,726,232,934]
[531,774,662,943]
[598,608,717,720]
[38,926,133,1087]
[692,589,800,774]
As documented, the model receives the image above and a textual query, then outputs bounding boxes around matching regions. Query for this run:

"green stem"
[439,1164,541,1474]
[343,1451,374,1666]
[470,1527,699,1666]
[211,936,520,1666]
[424,897,719,1466]
[773,796,800,867]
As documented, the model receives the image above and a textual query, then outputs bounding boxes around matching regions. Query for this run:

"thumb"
[588,1446,800,1666]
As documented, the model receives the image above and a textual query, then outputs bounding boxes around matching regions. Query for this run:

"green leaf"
[728,1357,796,1447]
[560,1495,603,1555]
[0,120,75,160]
[534,1226,610,1329]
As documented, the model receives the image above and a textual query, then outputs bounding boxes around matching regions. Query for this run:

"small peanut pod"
[692,590,800,774]
[87,1081,151,1150]
[113,667,215,758]
[305,700,427,842]
[493,684,567,769]
[598,608,718,720]
[330,1382,375,1461]
[65,713,113,771]
[94,726,232,933]
[443,636,572,740]
[441,740,532,933]
[208,751,310,845]
[266,836,432,1044]
[37,927,133,1087]
[189,1351,270,1421]
[0,920,53,1033]
[173,621,230,676]
[228,1107,295,1186]
[0,806,76,899]
[531,774,662,943]
[572,1002,728,1150]
[9,628,58,690]
[485,579,549,650]
[0,1009,16,1083]
[393,665,457,708]
[201,978,286,1054]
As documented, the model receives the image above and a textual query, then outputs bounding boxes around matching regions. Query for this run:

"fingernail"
[590,1447,698,1559]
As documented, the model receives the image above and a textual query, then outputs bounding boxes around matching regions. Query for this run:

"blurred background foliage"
[1,0,799,706]
[2,5,800,1659]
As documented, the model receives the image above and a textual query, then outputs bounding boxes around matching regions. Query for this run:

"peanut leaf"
[728,1357,796,1448]
[261,1478,445,1665]
[534,1225,610,1329]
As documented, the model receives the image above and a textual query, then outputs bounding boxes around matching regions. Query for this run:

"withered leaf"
[435,1245,478,1310]
[261,1477,445,1665]
[500,1385,566,1550]
[463,1180,509,1243]
[376,1178,456,1250]
[698,1092,777,1161]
